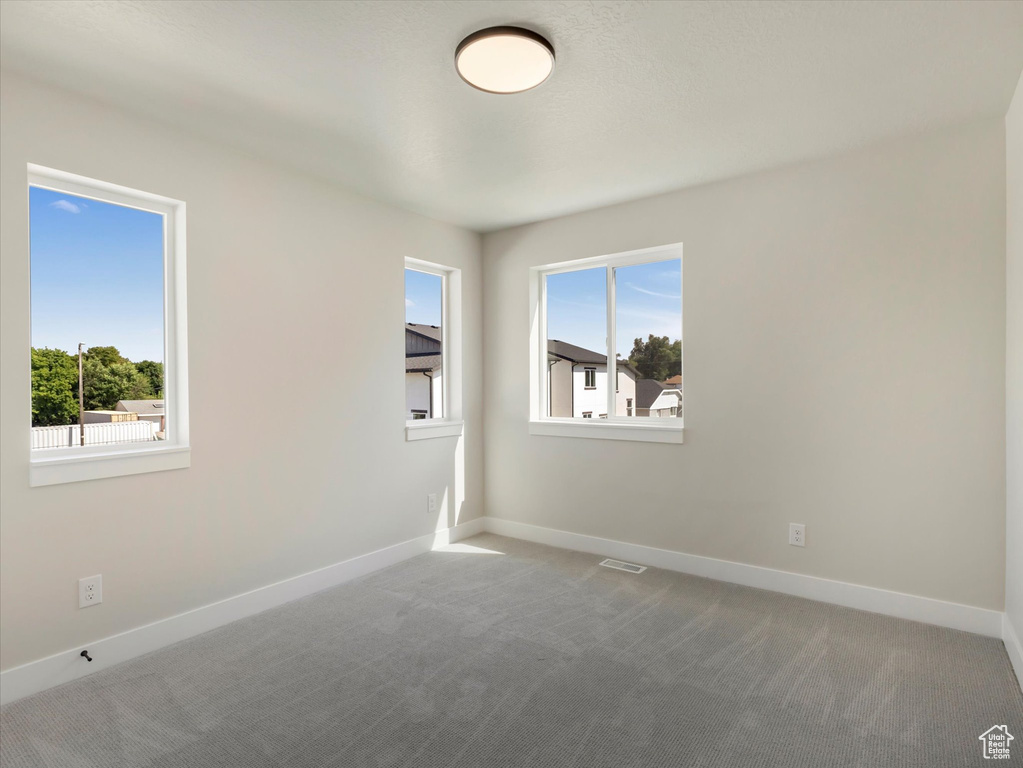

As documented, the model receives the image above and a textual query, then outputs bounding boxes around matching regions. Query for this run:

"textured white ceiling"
[2,1,1021,232]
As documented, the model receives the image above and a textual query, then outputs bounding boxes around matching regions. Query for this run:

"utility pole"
[78,343,85,447]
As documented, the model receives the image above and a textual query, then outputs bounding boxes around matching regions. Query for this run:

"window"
[530,243,683,444]
[543,266,606,419]
[405,268,443,421]
[28,165,189,486]
[404,258,463,441]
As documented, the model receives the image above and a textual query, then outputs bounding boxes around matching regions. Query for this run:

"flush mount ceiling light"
[455,26,555,94]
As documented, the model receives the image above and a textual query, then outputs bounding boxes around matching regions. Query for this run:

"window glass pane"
[613,259,682,420]
[405,268,443,420]
[545,267,606,418]
[30,186,167,450]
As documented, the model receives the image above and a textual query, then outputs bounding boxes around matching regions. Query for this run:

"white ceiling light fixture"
[455,26,555,94]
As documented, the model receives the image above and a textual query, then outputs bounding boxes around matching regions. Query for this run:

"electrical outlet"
[79,575,102,608]
[427,493,438,514]
[789,523,805,547]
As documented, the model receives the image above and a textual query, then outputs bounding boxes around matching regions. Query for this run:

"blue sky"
[547,259,681,357]
[30,186,165,362]
[405,268,442,327]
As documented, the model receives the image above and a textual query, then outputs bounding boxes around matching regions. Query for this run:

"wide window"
[28,166,188,486]
[531,243,683,444]
[404,258,463,441]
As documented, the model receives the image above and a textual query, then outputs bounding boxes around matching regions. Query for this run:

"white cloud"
[405,298,415,307]
[49,199,82,214]
[626,282,680,300]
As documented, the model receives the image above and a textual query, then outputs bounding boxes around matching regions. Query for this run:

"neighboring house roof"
[406,324,442,372]
[662,374,682,385]
[635,379,667,409]
[548,340,607,364]
[635,380,682,409]
[115,400,164,414]
[546,341,642,378]
[406,323,441,342]
[406,354,442,373]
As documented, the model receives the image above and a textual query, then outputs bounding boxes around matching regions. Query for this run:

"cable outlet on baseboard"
[789,523,805,547]
[79,575,102,608]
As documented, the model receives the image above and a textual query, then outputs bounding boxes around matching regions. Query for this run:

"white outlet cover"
[788,523,806,547]
[427,493,438,514]
[78,575,102,608]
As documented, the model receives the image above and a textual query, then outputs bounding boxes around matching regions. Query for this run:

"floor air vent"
[599,558,647,574]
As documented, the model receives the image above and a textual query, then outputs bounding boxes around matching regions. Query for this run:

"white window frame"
[27,164,190,486]
[404,258,463,442]
[529,242,683,444]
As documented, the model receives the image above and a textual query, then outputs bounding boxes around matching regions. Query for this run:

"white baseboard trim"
[1004,614,1023,693]
[0,517,485,706]
[482,517,1004,639]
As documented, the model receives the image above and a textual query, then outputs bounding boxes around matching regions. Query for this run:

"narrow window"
[404,258,463,441]
[28,166,188,486]
[584,367,597,389]
[405,268,444,421]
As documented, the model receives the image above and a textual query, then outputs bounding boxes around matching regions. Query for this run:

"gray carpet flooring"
[1,533,1021,767]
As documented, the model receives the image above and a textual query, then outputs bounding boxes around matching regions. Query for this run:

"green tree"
[83,345,128,367]
[135,360,164,398]
[628,334,681,382]
[83,358,154,411]
[31,347,79,426]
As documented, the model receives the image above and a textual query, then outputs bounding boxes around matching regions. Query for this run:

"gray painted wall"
[0,73,483,671]
[483,120,1006,611]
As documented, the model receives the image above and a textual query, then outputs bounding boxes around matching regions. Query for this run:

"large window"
[531,243,683,443]
[404,258,463,441]
[28,166,188,486]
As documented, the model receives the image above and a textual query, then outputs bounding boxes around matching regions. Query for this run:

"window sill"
[529,419,683,444]
[30,443,191,487]
[405,420,463,442]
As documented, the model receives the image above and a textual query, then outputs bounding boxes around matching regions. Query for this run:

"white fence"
[31,421,158,450]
